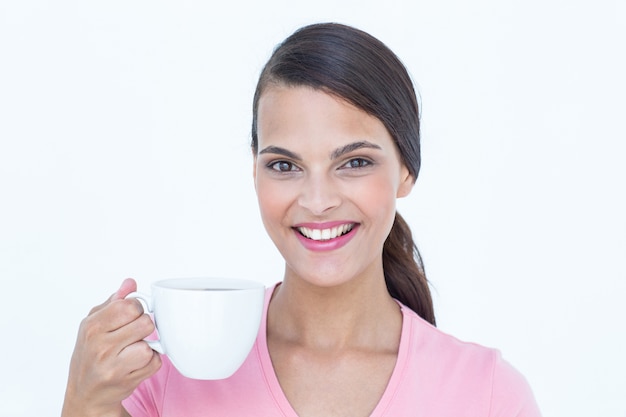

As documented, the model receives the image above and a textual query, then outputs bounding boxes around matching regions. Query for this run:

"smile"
[292,222,359,252]
[296,223,355,241]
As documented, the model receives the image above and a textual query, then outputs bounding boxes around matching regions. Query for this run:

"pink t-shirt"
[123,285,541,416]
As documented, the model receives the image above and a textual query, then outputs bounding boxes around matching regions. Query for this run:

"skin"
[62,85,414,417]
[61,278,160,417]
[254,85,414,416]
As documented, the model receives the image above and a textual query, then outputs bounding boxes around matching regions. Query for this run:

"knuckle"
[108,299,127,315]
[98,364,117,384]
[92,342,115,364]
[126,298,145,317]
[139,349,162,376]
[120,297,142,311]
[111,299,142,323]
[139,341,155,358]
[80,316,103,341]
[127,341,155,369]
[138,314,155,331]
[149,353,162,372]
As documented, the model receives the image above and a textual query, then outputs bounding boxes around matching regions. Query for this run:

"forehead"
[256,85,393,151]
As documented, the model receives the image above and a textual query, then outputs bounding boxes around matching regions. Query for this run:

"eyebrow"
[259,141,382,161]
[258,146,302,161]
[330,141,382,160]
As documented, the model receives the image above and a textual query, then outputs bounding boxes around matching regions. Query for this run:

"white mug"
[126,277,265,380]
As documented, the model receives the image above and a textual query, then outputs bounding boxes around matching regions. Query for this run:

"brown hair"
[251,22,435,325]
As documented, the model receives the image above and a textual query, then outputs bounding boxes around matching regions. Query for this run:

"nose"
[297,172,341,216]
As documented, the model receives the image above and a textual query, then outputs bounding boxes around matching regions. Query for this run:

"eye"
[269,160,299,172]
[341,158,372,169]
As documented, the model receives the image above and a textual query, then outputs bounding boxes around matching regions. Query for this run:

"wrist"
[61,394,124,417]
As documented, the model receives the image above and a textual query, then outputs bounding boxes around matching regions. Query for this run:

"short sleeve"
[489,352,542,417]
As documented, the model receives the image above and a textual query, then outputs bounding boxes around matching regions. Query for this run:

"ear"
[252,155,258,191]
[396,165,414,198]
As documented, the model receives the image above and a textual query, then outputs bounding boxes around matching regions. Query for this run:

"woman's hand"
[61,278,162,417]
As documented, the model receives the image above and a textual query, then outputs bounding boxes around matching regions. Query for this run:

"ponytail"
[383,212,436,326]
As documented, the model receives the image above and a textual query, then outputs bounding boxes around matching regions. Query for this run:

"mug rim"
[151,277,266,291]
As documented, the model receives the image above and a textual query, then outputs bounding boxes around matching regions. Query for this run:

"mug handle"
[125,292,165,354]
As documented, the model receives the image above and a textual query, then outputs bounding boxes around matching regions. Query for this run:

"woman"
[62,23,541,416]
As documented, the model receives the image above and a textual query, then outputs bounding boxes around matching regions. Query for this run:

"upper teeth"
[298,224,354,241]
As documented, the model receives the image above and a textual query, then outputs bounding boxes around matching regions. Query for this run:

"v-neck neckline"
[257,283,412,417]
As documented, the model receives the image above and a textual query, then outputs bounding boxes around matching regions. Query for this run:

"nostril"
[297,185,341,215]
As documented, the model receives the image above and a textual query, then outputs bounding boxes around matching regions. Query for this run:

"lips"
[292,221,358,252]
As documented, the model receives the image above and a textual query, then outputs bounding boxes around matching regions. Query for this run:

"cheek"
[256,178,292,228]
[349,174,399,229]
[354,173,398,207]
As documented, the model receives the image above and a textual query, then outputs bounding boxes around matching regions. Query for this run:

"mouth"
[295,223,355,241]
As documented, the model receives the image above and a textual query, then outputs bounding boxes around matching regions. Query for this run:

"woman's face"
[254,85,414,288]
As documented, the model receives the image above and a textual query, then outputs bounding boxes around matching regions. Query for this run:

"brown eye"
[343,158,371,169]
[270,161,297,172]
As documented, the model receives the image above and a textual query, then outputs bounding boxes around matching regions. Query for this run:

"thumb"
[111,277,138,301]
[89,278,139,315]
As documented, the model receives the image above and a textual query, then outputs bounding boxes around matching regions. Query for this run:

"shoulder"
[401,305,500,370]
[489,354,542,416]
[398,306,542,416]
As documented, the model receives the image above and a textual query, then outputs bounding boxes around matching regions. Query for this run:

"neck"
[267,270,402,352]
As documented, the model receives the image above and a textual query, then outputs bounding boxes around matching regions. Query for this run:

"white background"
[1,1,624,416]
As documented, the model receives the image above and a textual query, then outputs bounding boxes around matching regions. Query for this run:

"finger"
[109,313,155,350]
[88,294,116,316]
[109,339,162,390]
[84,298,144,335]
[88,278,138,316]
[112,278,138,301]
[128,348,162,383]
[118,340,157,373]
